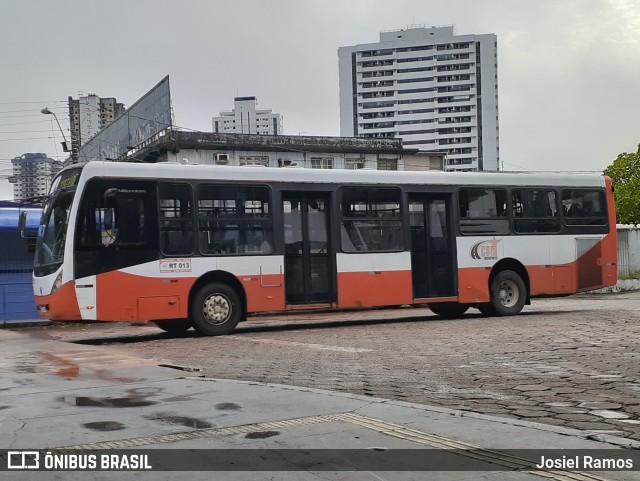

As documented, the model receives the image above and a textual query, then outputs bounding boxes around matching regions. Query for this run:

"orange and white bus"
[33,161,617,335]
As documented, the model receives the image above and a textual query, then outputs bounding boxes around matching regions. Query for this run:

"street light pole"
[41,108,71,154]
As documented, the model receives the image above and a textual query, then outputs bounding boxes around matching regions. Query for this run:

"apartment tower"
[68,94,125,161]
[339,25,499,171]
[10,153,62,200]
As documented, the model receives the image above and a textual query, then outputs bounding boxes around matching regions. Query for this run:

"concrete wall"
[617,226,640,277]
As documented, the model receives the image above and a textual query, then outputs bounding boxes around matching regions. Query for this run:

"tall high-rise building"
[339,25,499,171]
[68,94,125,161]
[10,153,62,200]
[212,97,283,135]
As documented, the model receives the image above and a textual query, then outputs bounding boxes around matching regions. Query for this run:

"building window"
[239,156,269,166]
[377,158,398,170]
[310,157,334,169]
[345,158,365,170]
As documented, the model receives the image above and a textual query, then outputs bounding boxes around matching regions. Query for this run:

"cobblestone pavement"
[21,291,640,441]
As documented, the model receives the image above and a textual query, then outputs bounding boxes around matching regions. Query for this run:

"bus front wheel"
[489,270,526,316]
[192,283,241,336]
[428,302,469,318]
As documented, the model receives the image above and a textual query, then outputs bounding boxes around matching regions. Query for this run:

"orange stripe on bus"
[96,271,286,321]
[35,281,82,321]
[97,271,193,321]
[337,270,413,308]
[457,268,490,304]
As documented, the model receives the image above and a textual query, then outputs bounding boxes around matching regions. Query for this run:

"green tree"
[604,144,640,225]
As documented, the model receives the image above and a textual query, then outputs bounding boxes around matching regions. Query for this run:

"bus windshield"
[34,189,74,272]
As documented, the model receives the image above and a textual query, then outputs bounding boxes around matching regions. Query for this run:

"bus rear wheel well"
[489,259,530,305]
[189,271,247,322]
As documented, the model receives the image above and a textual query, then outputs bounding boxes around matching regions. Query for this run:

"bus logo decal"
[470,239,500,261]
[160,259,192,273]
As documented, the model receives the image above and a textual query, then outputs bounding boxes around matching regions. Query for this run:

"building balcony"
[435,57,473,66]
[357,51,396,62]
[358,70,395,80]
[358,84,396,93]
[396,114,437,124]
[359,123,397,132]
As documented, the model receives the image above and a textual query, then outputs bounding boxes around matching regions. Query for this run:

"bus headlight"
[51,271,63,295]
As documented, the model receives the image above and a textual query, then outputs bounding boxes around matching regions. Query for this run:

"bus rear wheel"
[490,270,526,316]
[428,302,468,319]
[192,283,241,336]
[155,319,191,334]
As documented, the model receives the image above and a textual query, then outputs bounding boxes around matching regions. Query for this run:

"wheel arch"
[189,270,248,322]
[489,258,531,304]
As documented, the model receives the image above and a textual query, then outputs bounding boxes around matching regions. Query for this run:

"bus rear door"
[283,193,334,305]
[409,194,456,299]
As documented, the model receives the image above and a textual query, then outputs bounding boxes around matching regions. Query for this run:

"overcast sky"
[1,0,639,200]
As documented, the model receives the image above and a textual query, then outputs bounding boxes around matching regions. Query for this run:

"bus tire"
[428,302,468,318]
[192,283,241,336]
[490,270,526,316]
[477,304,498,316]
[155,319,191,334]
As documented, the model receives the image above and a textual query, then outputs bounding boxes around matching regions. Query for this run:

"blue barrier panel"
[0,280,39,325]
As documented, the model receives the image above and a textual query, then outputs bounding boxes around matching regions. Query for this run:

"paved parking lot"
[23,291,640,441]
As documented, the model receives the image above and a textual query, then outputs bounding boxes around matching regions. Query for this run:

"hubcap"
[497,280,519,308]
[202,294,231,325]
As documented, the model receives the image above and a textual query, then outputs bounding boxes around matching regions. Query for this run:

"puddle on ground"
[13,354,39,374]
[83,421,126,431]
[245,431,279,439]
[60,396,156,408]
[161,396,194,402]
[96,370,144,384]
[146,413,212,429]
[59,387,161,408]
[215,402,242,410]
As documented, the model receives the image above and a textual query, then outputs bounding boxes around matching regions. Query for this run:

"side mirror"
[18,211,27,238]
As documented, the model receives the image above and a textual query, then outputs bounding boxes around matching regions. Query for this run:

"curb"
[186,376,640,450]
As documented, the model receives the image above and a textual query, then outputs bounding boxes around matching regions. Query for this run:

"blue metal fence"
[0,203,42,325]
[0,276,39,325]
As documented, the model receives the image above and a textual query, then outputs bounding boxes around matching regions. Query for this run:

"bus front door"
[409,195,456,299]
[283,194,333,305]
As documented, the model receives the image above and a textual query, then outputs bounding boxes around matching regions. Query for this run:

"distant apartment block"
[213,97,283,136]
[9,153,62,200]
[68,94,125,161]
[339,25,499,171]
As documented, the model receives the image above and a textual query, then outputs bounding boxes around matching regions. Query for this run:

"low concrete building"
[127,130,446,171]
[212,97,283,136]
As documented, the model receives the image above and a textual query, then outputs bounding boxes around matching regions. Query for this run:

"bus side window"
[458,189,509,235]
[197,185,273,255]
[159,183,194,255]
[340,187,402,252]
[512,189,560,233]
[562,190,607,226]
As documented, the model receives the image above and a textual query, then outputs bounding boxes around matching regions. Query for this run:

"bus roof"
[71,161,607,189]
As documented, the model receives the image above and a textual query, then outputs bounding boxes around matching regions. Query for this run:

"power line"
[0,119,65,128]
[0,100,67,105]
